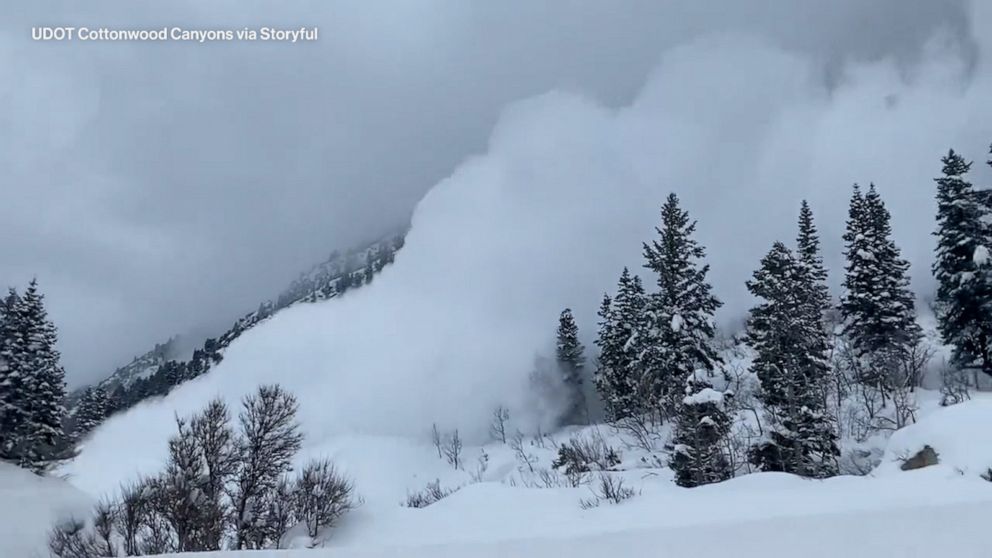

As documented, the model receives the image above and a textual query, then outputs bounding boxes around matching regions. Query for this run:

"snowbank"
[162,483,992,558]
[0,463,93,558]
[877,399,992,477]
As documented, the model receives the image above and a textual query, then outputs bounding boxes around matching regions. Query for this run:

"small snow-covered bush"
[552,434,620,477]
[292,458,359,543]
[579,473,636,509]
[403,479,460,508]
[48,518,103,558]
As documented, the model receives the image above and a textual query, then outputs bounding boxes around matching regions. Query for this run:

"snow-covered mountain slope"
[96,337,180,393]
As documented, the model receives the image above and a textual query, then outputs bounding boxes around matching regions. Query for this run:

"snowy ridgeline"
[11,397,992,557]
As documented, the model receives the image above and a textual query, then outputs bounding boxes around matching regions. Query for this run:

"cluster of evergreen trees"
[0,279,67,470]
[578,144,992,487]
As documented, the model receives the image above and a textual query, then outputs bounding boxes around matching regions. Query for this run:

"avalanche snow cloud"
[69,5,992,494]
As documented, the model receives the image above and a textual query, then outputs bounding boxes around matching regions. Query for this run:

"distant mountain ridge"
[67,231,405,431]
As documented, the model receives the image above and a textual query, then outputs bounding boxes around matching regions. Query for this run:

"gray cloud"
[0,0,974,386]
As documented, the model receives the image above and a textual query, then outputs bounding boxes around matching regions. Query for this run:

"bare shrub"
[490,406,510,444]
[231,385,304,549]
[941,361,972,407]
[579,473,636,509]
[614,412,663,452]
[189,398,237,550]
[91,499,116,557]
[292,458,359,545]
[431,423,443,459]
[443,429,463,469]
[509,430,537,473]
[403,479,459,508]
[116,478,152,557]
[261,477,296,549]
[552,434,620,476]
[48,518,103,558]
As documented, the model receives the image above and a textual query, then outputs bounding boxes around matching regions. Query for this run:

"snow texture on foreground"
[8,400,992,557]
[169,500,992,558]
[0,462,92,558]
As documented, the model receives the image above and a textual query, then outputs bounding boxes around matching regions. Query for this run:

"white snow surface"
[974,245,990,266]
[0,462,92,558]
[878,398,992,477]
[13,399,984,557]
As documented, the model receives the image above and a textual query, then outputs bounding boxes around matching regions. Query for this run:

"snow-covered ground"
[166,499,992,557]
[7,397,990,557]
[0,462,92,558]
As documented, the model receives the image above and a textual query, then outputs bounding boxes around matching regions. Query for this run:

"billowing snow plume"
[68,14,992,496]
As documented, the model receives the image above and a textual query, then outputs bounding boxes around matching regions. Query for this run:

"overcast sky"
[0,0,976,386]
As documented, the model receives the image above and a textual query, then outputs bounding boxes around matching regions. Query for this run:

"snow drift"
[0,462,92,558]
[65,3,992,497]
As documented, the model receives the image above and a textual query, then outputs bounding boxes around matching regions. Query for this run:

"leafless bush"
[91,499,116,557]
[431,423,443,459]
[292,458,359,545]
[546,466,589,488]
[261,477,296,549]
[190,398,237,550]
[579,474,636,509]
[509,430,537,473]
[403,479,460,508]
[48,518,103,558]
[614,412,663,452]
[940,361,972,407]
[490,406,510,444]
[443,429,463,469]
[552,434,620,476]
[116,478,152,556]
[231,385,304,549]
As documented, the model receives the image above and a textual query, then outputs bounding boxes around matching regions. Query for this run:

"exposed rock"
[900,445,939,471]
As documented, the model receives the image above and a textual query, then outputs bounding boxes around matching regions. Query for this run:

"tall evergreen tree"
[594,268,646,421]
[17,280,67,466]
[0,288,26,460]
[641,193,722,416]
[840,184,922,394]
[556,308,587,425]
[669,373,732,487]
[796,200,831,317]
[932,150,992,377]
[0,280,66,468]
[746,242,838,478]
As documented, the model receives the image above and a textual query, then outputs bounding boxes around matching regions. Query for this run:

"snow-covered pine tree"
[75,386,110,436]
[933,150,992,378]
[556,308,587,425]
[15,279,67,468]
[796,200,831,318]
[746,242,838,478]
[0,288,26,461]
[840,184,922,396]
[669,373,732,487]
[641,193,722,417]
[594,268,647,421]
